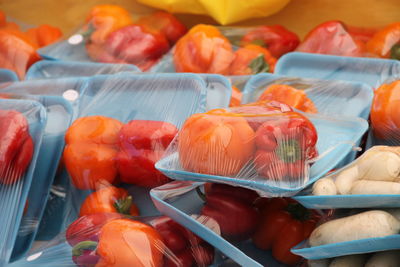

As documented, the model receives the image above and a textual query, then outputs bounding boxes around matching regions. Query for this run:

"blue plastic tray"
[8,96,73,261]
[151,181,285,267]
[0,69,18,82]
[156,114,369,196]
[26,60,140,80]
[51,73,210,237]
[198,74,231,110]
[0,99,46,266]
[275,52,400,88]
[291,235,400,260]
[293,194,400,209]
[242,73,373,120]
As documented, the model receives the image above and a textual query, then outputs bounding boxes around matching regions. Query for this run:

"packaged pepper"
[367,22,400,59]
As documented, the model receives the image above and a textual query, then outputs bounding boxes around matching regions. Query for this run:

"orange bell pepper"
[86,4,133,44]
[367,23,400,59]
[258,84,317,113]
[0,30,40,79]
[229,44,276,75]
[63,116,123,190]
[230,86,242,107]
[178,110,256,176]
[27,24,63,47]
[96,219,164,267]
[370,80,400,139]
[79,186,139,217]
[173,24,235,74]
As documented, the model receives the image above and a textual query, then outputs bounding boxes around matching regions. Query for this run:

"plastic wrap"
[45,74,209,244]
[0,98,46,266]
[291,209,400,260]
[156,101,368,196]
[25,60,140,80]
[151,181,328,266]
[0,69,18,82]
[0,11,62,79]
[38,5,187,71]
[151,24,299,75]
[294,146,400,209]
[0,93,74,261]
[9,213,219,267]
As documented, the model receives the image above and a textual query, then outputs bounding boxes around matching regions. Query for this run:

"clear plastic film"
[10,213,219,267]
[292,208,400,260]
[151,24,300,75]
[0,10,63,79]
[0,98,46,266]
[156,100,368,196]
[151,180,328,266]
[52,74,208,243]
[38,5,188,72]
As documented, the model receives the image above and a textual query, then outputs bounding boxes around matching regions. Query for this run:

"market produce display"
[1,4,400,267]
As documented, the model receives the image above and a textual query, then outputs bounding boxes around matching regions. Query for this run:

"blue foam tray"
[0,69,18,82]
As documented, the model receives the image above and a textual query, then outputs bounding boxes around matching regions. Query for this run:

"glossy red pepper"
[136,11,187,45]
[296,20,366,57]
[0,110,34,184]
[240,25,300,58]
[252,198,320,265]
[200,189,259,241]
[204,183,259,205]
[149,216,214,267]
[254,110,318,180]
[116,120,178,188]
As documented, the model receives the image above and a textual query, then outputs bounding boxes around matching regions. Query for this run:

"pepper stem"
[390,44,400,60]
[249,54,270,74]
[114,196,133,215]
[72,241,98,257]
[286,203,310,221]
[196,187,207,202]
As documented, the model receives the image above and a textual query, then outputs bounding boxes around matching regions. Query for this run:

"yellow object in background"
[137,0,291,25]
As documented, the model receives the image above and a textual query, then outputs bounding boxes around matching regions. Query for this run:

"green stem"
[390,44,400,60]
[249,54,270,74]
[72,241,98,257]
[286,203,310,221]
[114,196,133,215]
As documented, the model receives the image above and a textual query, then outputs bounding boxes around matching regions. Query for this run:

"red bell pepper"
[149,216,214,267]
[240,25,300,58]
[204,183,259,205]
[0,110,34,184]
[252,198,320,265]
[296,20,366,57]
[136,11,187,45]
[199,185,259,241]
[117,120,178,188]
[254,110,318,180]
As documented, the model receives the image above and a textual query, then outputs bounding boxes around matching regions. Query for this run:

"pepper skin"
[173,24,235,74]
[79,186,139,217]
[367,22,400,59]
[258,84,317,113]
[0,110,34,184]
[240,25,300,58]
[229,44,277,75]
[229,86,242,107]
[63,116,123,190]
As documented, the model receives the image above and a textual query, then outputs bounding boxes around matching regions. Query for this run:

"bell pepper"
[26,24,63,47]
[370,80,400,139]
[0,30,40,79]
[228,44,277,75]
[0,11,5,27]
[204,183,259,205]
[258,84,317,113]
[230,86,242,107]
[117,120,177,188]
[79,186,139,217]
[346,25,378,43]
[87,24,169,71]
[367,22,400,59]
[252,198,320,265]
[173,24,235,74]
[0,110,34,184]
[254,108,318,180]
[66,212,123,246]
[86,4,133,44]
[63,116,123,190]
[150,216,214,267]
[199,186,259,241]
[240,25,300,58]
[296,20,366,57]
[178,111,256,177]
[136,11,187,45]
